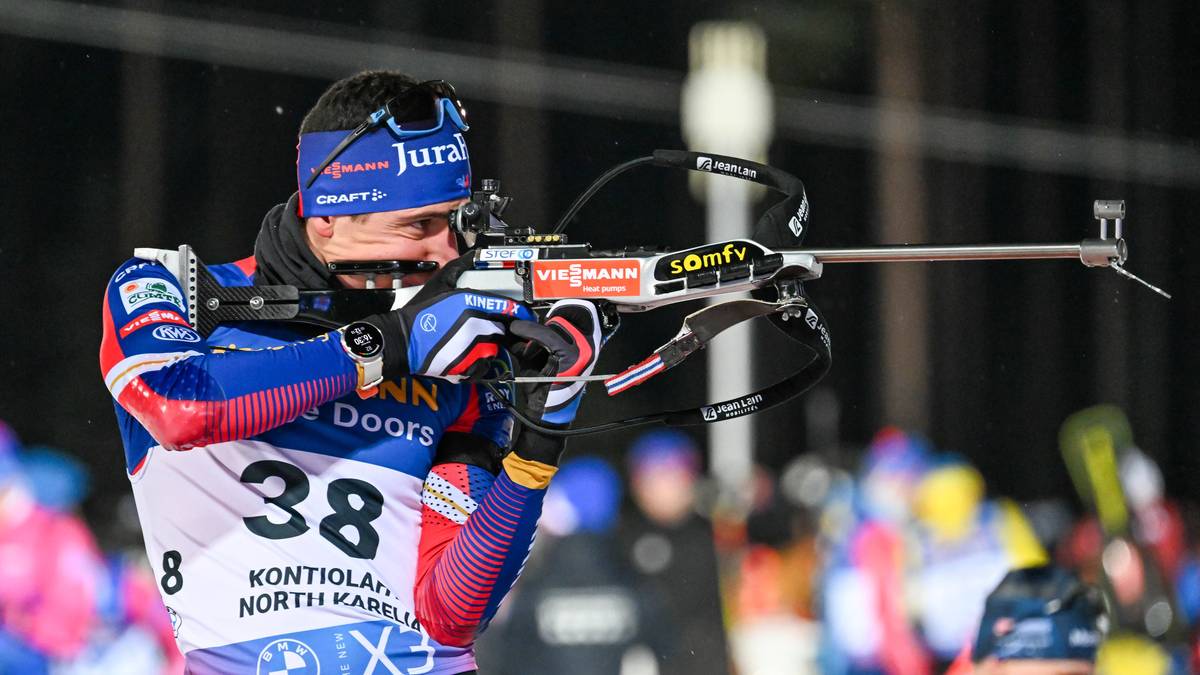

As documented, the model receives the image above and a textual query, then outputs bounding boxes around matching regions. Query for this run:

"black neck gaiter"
[253,192,337,290]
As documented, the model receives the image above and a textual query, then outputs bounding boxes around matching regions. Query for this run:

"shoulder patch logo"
[120,278,185,312]
[119,309,189,337]
[152,324,201,343]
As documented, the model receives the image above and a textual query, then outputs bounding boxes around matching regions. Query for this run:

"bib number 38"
[239,460,384,559]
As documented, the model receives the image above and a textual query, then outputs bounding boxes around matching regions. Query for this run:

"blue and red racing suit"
[100,255,554,674]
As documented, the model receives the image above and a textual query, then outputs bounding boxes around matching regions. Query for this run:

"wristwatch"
[340,322,385,391]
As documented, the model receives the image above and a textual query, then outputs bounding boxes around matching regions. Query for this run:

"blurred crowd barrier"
[3,417,1198,674]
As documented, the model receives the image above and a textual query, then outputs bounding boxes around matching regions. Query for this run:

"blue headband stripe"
[297,123,472,217]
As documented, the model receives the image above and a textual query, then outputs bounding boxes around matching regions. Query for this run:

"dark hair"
[299,70,429,134]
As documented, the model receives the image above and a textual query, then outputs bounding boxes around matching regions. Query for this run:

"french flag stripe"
[604,355,664,395]
[608,355,663,386]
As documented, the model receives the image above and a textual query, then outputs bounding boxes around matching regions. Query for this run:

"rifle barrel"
[790,238,1124,267]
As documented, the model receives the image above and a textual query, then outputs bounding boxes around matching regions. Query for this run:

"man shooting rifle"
[100,70,606,674]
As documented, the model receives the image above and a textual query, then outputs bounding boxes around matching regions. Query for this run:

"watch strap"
[339,323,385,393]
[355,358,384,392]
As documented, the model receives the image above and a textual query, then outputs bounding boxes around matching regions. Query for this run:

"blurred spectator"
[1060,517,1106,586]
[58,552,183,674]
[728,462,822,675]
[479,457,670,675]
[857,427,932,528]
[1022,498,1076,558]
[815,428,1054,674]
[1056,433,1191,661]
[0,424,183,673]
[619,430,731,675]
[1119,447,1187,581]
[818,427,933,675]
[0,422,103,672]
[911,457,1048,665]
[945,564,1107,675]
[17,446,90,513]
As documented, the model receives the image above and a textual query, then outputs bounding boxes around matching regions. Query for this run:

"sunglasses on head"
[304,80,470,189]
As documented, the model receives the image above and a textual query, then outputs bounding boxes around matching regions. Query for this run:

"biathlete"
[100,70,606,674]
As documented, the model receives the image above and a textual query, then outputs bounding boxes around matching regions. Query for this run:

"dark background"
[1,0,1196,530]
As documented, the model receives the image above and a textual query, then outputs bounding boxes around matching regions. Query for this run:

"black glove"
[507,300,612,465]
[509,300,609,426]
[362,253,534,378]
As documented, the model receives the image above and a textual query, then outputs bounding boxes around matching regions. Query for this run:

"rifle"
[136,150,1168,436]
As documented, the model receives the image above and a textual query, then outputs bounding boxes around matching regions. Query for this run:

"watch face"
[344,322,383,359]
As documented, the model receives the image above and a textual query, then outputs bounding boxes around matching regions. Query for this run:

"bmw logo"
[256,639,320,675]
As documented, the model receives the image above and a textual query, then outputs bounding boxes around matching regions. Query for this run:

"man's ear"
[307,215,335,240]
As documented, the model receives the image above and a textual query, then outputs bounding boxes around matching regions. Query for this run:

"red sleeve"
[413,454,555,646]
[855,522,933,675]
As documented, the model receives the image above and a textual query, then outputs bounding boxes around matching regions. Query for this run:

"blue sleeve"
[100,258,358,452]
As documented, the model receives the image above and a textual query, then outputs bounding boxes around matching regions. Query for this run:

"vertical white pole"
[681,22,773,503]
[706,175,754,497]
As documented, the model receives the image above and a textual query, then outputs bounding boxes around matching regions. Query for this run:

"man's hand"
[362,253,535,378]
[509,299,610,427]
